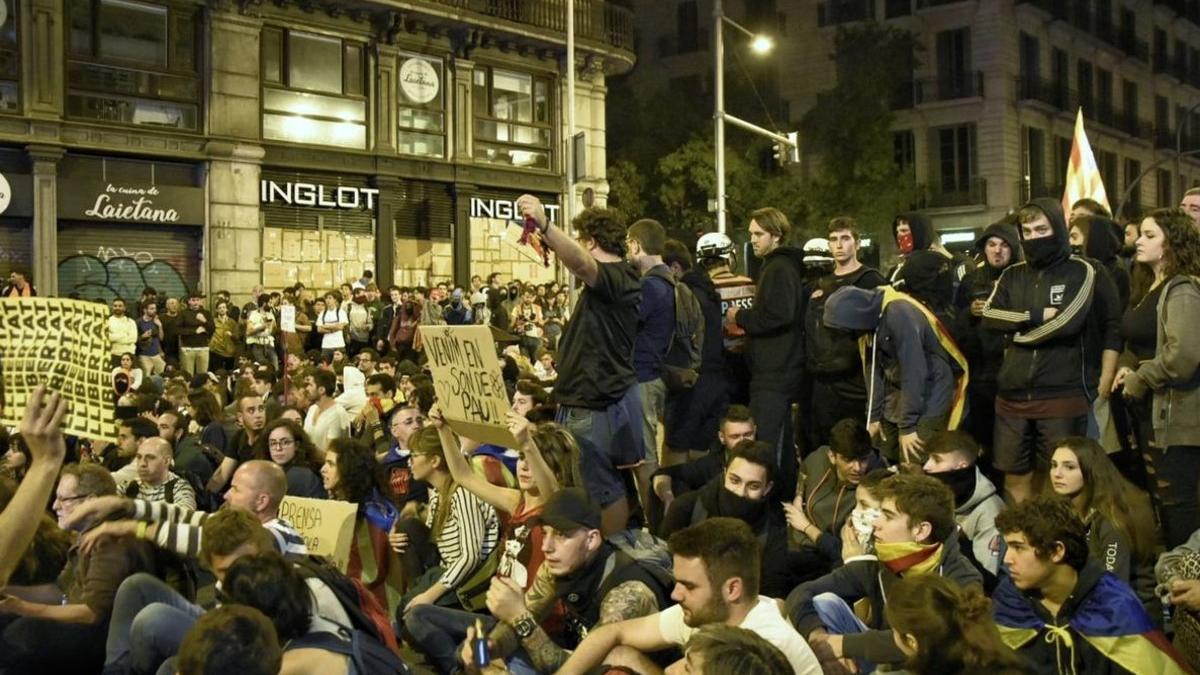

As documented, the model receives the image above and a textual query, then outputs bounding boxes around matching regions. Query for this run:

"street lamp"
[1115,98,1200,219]
[714,0,779,234]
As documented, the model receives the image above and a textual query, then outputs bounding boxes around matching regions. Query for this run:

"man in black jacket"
[725,207,806,498]
[982,198,1097,503]
[178,292,211,377]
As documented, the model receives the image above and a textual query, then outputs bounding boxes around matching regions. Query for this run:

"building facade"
[629,0,1200,237]
[0,0,633,301]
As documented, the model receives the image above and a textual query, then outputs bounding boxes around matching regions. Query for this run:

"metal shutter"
[0,217,31,279]
[388,179,454,240]
[261,169,375,236]
[57,222,202,303]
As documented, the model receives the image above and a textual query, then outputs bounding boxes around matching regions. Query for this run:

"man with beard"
[957,217,1021,449]
[651,404,755,519]
[108,298,138,367]
[921,430,1005,590]
[555,518,821,675]
[982,198,1097,503]
[659,440,796,597]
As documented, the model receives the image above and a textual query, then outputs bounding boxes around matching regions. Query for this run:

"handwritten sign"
[278,496,358,572]
[418,325,518,448]
[0,298,115,442]
[279,304,296,333]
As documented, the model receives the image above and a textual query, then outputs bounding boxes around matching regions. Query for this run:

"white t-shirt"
[305,402,350,453]
[317,307,349,350]
[658,596,822,675]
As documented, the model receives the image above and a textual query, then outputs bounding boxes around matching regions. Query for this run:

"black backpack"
[806,271,872,376]
[292,556,399,653]
[286,627,411,675]
[647,268,705,391]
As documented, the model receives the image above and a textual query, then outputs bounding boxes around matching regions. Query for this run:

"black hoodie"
[1081,216,1132,309]
[981,198,1099,400]
[888,211,938,282]
[959,221,1023,387]
[732,245,807,392]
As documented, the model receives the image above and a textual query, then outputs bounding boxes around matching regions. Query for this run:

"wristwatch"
[512,613,537,640]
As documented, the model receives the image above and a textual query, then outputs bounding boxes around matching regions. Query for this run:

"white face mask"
[850,506,882,549]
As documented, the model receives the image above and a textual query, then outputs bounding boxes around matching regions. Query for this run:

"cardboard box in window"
[282,230,304,262]
[325,231,346,261]
[302,231,322,262]
[263,228,283,260]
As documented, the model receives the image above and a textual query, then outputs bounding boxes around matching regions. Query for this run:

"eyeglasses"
[268,438,295,448]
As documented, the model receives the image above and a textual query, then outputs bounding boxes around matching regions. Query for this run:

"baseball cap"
[535,488,602,532]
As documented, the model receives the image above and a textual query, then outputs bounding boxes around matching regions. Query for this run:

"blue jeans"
[812,592,875,674]
[103,573,203,675]
[556,384,644,508]
[405,604,539,675]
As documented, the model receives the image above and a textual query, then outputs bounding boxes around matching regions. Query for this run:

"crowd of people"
[4,188,1200,675]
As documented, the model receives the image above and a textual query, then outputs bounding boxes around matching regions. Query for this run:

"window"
[0,1,18,113]
[1157,95,1170,131]
[261,27,367,149]
[1052,48,1068,107]
[1055,135,1072,187]
[65,0,199,129]
[1019,32,1039,82]
[935,123,976,196]
[677,1,700,53]
[1159,168,1172,206]
[1123,80,1137,119]
[1124,158,1142,211]
[473,67,553,170]
[1077,60,1094,117]
[936,28,971,96]
[397,55,446,158]
[1022,126,1046,194]
[1097,68,1113,124]
[893,130,915,174]
[1097,149,1118,199]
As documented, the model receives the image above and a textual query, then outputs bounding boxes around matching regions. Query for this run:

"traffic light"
[772,139,788,165]
[772,132,799,166]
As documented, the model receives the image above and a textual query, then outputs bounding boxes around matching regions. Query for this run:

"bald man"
[126,436,196,509]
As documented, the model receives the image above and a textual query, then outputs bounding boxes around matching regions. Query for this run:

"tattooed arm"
[488,563,560,659]
[523,580,660,674]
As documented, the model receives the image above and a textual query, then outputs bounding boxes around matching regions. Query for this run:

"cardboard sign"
[279,304,296,333]
[418,325,518,448]
[278,495,358,571]
[0,298,116,442]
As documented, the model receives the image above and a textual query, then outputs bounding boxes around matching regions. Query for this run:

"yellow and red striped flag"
[1061,108,1111,216]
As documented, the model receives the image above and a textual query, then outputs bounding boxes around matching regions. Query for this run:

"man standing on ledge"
[518,194,643,535]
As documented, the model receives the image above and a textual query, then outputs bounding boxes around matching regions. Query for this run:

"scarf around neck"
[876,540,944,576]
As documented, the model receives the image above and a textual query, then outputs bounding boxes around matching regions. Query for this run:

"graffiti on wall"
[57,254,188,304]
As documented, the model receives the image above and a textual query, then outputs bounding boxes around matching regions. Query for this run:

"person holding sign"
[517,194,643,536]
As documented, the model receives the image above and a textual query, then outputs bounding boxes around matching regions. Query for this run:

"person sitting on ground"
[303,369,350,457]
[992,495,1189,674]
[787,473,982,673]
[176,605,282,675]
[155,408,217,490]
[651,405,756,521]
[669,624,794,675]
[921,430,1006,590]
[1046,436,1159,618]
[787,418,884,576]
[378,401,429,519]
[556,517,821,675]
[125,436,197,509]
[258,418,326,499]
[886,574,1030,674]
[405,409,582,673]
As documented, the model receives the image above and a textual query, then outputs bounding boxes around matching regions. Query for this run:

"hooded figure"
[824,285,969,462]
[1073,214,1131,309]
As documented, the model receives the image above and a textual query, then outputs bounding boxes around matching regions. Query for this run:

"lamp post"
[713,0,778,234]
[1115,98,1200,219]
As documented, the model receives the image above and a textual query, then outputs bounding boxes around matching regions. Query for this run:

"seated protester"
[156,409,217,490]
[221,551,407,675]
[259,418,327,499]
[405,409,582,673]
[113,352,145,394]
[250,365,285,422]
[652,404,757,518]
[321,438,404,616]
[458,488,672,674]
[379,402,429,519]
[840,468,890,558]
[450,380,549,492]
[387,427,500,616]
[659,440,797,598]
[787,419,883,574]
[177,605,283,675]
[0,464,168,673]
[303,369,350,457]
[353,372,399,457]
[672,624,795,675]
[555,518,821,675]
[99,416,158,476]
[0,476,72,594]
[786,473,982,673]
[186,389,231,458]
[886,574,1031,675]
[1047,437,1159,617]
[209,394,268,494]
[993,496,1190,674]
[126,436,197,509]
[2,432,29,483]
[921,430,1006,589]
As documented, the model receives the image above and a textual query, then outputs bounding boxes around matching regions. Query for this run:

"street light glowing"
[751,35,774,54]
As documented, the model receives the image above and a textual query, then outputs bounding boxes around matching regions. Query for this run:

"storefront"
[0,148,35,281]
[259,169,378,290]
[56,155,205,303]
[386,178,454,288]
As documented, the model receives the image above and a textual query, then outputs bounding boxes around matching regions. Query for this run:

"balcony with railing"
[926,178,988,208]
[1016,76,1070,110]
[429,0,635,53]
[657,30,709,58]
[817,0,875,26]
[894,71,984,107]
[1017,181,1066,204]
[1113,112,1154,140]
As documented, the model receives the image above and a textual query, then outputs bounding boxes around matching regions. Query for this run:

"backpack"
[647,268,705,391]
[602,529,675,597]
[286,627,411,675]
[293,556,400,653]
[806,271,872,376]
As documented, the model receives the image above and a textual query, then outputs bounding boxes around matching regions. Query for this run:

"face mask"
[897,231,914,255]
[850,506,881,549]
[1021,235,1063,268]
[930,465,977,507]
[718,486,767,523]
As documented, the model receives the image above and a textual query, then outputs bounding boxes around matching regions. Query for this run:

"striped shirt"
[131,499,309,559]
[426,487,499,590]
[128,473,197,510]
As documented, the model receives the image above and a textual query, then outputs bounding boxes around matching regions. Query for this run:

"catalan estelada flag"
[1061,108,1112,217]
[992,572,1194,674]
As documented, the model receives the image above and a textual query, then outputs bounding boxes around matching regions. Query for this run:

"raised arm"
[431,405,521,515]
[508,411,559,497]
[518,194,600,287]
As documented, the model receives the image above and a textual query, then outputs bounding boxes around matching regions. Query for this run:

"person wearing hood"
[442,288,472,326]
[658,440,796,598]
[921,430,1006,592]
[725,207,807,497]
[982,198,1099,504]
[888,211,971,289]
[787,473,983,673]
[958,217,1022,449]
[823,284,969,465]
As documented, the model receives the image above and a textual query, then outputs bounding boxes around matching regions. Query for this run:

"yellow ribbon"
[1043,624,1078,675]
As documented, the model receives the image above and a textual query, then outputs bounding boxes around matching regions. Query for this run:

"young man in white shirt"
[303,368,349,456]
[556,517,821,675]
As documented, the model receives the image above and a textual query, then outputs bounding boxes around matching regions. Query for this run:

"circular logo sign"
[0,173,12,216]
[399,58,439,104]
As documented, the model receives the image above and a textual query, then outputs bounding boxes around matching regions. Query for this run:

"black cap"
[535,488,602,532]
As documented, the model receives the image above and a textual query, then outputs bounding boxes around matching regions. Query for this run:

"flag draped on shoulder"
[1061,108,1111,217]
